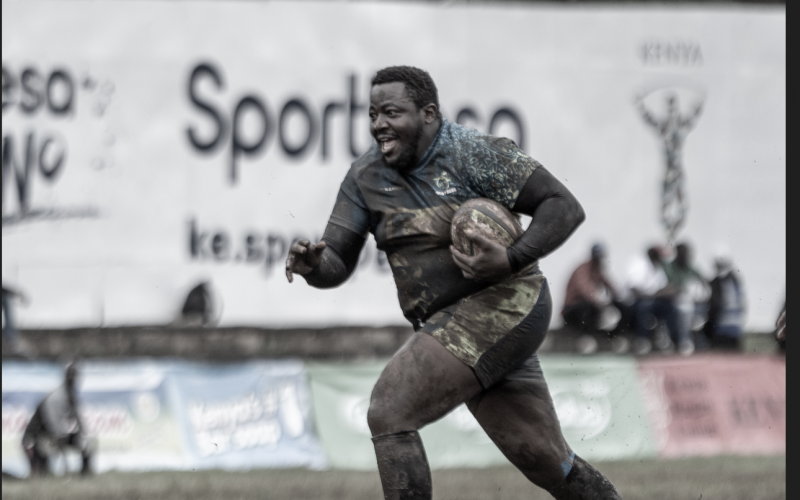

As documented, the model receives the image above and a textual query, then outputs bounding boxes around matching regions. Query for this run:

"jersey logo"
[381,186,404,192]
[433,172,457,196]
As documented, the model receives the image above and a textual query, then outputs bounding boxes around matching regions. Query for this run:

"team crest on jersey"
[433,172,457,196]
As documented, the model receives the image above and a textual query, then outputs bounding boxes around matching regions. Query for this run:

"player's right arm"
[286,172,370,288]
[286,224,366,288]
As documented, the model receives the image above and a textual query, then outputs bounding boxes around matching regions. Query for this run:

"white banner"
[2,1,785,330]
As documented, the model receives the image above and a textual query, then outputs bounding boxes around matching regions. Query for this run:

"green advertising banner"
[306,355,657,470]
[306,361,509,470]
[539,355,658,461]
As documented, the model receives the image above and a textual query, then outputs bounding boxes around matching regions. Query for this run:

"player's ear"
[422,103,438,124]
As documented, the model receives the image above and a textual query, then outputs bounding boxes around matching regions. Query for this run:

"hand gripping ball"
[450,198,524,256]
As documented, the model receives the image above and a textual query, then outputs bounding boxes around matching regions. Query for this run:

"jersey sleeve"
[462,136,541,210]
[328,167,371,237]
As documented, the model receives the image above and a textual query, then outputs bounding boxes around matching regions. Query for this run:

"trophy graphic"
[635,85,705,243]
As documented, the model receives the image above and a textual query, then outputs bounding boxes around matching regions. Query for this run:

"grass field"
[1,455,785,500]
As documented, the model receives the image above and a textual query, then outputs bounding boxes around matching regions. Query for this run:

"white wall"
[2,1,785,330]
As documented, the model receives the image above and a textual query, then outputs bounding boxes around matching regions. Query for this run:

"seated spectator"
[22,363,95,476]
[625,246,681,355]
[663,242,708,355]
[562,243,619,332]
[701,254,746,351]
[178,281,217,327]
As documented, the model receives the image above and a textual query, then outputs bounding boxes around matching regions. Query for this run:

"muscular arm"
[506,167,586,273]
[298,224,366,289]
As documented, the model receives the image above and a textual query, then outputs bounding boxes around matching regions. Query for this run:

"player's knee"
[366,396,393,436]
[367,394,413,437]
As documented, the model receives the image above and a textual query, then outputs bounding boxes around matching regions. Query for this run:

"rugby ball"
[451,198,523,256]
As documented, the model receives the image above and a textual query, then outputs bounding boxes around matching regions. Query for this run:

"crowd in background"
[560,241,759,356]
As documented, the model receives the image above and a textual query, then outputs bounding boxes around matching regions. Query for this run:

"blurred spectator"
[2,284,35,358]
[700,254,746,351]
[179,281,217,327]
[624,246,681,356]
[22,363,95,476]
[775,305,785,354]
[562,243,619,332]
[663,242,709,355]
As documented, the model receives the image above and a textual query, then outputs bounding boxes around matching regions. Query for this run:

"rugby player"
[286,66,621,499]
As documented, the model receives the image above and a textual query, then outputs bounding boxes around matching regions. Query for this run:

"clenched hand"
[286,239,327,283]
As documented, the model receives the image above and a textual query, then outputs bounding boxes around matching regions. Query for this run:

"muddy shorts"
[419,273,552,388]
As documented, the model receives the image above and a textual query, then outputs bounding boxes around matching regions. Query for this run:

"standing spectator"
[775,305,785,354]
[22,363,95,476]
[2,284,35,358]
[625,246,681,355]
[562,243,619,332]
[663,242,708,355]
[701,254,746,351]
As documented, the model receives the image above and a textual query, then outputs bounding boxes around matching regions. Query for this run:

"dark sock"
[372,431,432,500]
[548,455,622,500]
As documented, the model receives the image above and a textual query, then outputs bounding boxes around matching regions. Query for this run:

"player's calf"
[547,455,622,500]
[372,431,432,500]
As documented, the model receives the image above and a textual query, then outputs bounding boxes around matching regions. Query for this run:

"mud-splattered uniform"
[328,119,552,388]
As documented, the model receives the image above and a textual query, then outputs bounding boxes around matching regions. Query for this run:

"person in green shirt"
[663,242,708,356]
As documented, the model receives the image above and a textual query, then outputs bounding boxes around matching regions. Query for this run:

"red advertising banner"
[638,354,785,457]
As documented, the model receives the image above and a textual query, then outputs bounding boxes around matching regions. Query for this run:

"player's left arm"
[506,167,585,272]
[451,166,584,280]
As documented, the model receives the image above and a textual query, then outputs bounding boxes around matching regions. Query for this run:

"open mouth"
[378,137,398,156]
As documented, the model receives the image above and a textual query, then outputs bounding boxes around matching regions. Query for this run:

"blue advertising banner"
[1,360,327,477]
[167,361,327,470]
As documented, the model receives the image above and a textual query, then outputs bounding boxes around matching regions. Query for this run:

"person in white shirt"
[624,246,680,355]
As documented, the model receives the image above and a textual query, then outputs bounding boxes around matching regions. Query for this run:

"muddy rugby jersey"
[328,118,542,329]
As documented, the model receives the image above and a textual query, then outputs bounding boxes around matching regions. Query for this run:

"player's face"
[369,82,425,170]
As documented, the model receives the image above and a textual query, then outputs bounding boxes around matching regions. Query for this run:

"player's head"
[369,66,441,170]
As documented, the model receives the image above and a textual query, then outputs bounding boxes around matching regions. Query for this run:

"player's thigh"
[469,375,571,489]
[368,331,482,436]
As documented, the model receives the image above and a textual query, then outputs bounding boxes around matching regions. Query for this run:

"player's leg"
[367,331,483,500]
[67,432,95,475]
[468,360,621,499]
